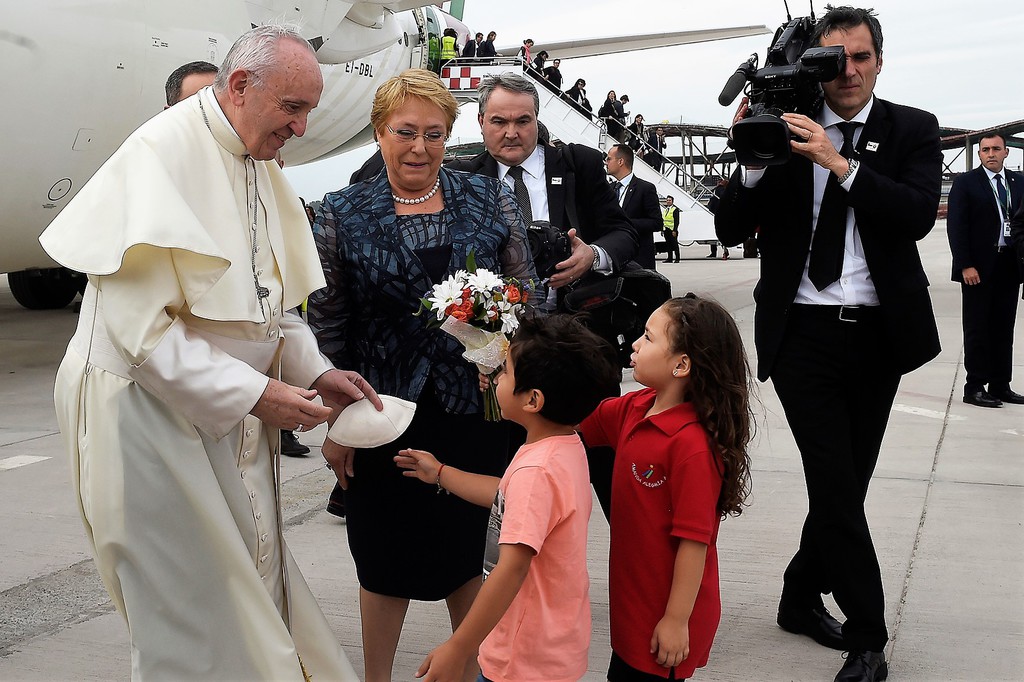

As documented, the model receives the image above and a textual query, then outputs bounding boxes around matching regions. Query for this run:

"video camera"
[719,11,845,166]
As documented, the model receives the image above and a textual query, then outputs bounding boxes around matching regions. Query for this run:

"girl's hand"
[650,615,689,669]
[395,448,442,485]
[478,372,491,393]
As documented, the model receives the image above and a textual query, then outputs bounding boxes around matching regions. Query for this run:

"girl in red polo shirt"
[580,294,754,681]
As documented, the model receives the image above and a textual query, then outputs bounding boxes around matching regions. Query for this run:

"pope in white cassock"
[39,24,378,681]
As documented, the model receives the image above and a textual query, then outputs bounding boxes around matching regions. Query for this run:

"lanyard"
[989,174,1010,220]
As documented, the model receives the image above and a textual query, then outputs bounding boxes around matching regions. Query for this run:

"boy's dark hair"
[509,313,620,425]
[812,5,883,57]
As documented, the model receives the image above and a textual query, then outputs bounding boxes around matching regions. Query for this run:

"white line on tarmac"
[0,455,51,471]
[999,429,1024,437]
[892,404,966,421]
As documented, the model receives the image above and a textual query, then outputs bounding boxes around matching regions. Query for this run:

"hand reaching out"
[395,448,442,485]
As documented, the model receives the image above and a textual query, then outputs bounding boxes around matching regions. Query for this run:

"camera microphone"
[718,55,757,106]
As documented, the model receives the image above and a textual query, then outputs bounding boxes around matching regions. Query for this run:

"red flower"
[505,285,521,304]
[450,299,474,322]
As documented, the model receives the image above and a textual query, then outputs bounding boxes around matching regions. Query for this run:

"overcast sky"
[285,0,1024,200]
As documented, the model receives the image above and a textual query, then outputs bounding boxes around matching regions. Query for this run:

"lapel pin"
[865,141,879,152]
[551,177,562,185]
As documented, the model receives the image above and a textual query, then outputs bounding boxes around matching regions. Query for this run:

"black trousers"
[663,230,680,261]
[770,304,900,652]
[961,248,1021,393]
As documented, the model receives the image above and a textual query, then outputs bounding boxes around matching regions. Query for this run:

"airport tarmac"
[0,228,1021,681]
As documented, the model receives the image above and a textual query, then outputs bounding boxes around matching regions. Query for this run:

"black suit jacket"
[947,166,1024,282]
[448,143,638,269]
[715,98,943,381]
[1012,200,1024,267]
[620,176,662,268]
[478,40,496,58]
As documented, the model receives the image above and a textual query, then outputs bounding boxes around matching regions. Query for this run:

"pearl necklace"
[392,177,440,205]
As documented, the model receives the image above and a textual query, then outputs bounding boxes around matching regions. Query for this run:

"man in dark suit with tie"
[947,133,1024,407]
[605,143,662,268]
[715,8,941,682]
[448,72,637,296]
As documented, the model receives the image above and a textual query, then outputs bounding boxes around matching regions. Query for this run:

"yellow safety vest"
[663,206,677,230]
[441,36,458,60]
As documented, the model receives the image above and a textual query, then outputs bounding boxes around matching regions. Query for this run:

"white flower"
[496,301,521,334]
[428,278,466,320]
[467,269,504,296]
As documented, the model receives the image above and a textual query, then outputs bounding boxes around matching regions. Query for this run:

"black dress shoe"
[777,603,846,650]
[963,390,1002,408]
[280,430,311,456]
[326,482,346,518]
[835,650,888,682]
[989,387,1024,404]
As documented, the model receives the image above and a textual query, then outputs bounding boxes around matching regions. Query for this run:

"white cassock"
[39,87,358,681]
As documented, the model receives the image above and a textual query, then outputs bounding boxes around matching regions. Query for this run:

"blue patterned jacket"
[308,167,535,414]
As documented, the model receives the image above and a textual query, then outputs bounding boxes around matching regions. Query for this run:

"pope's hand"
[250,378,331,431]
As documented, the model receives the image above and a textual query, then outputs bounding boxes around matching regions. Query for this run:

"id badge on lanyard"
[989,179,1012,238]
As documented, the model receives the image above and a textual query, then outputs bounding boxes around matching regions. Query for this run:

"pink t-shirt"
[477,434,592,682]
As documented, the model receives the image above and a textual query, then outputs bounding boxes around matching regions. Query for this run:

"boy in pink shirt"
[396,314,621,682]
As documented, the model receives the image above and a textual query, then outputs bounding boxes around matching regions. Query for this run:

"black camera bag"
[563,263,672,368]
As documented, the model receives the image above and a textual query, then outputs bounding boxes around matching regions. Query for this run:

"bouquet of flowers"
[420,253,532,421]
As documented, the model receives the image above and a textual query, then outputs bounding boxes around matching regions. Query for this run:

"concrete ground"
[0,226,1021,681]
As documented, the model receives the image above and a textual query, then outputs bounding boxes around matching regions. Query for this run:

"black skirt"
[343,382,512,600]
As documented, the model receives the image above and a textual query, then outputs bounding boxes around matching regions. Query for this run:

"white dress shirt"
[741,98,879,306]
[497,144,613,275]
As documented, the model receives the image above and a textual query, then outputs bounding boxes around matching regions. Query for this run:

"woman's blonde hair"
[370,69,459,135]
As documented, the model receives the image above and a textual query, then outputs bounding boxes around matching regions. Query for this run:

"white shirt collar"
[983,166,1005,181]
[618,172,634,187]
[203,87,241,141]
[820,96,874,129]
[497,143,545,182]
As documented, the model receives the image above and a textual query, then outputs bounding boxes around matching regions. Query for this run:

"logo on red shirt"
[631,462,667,488]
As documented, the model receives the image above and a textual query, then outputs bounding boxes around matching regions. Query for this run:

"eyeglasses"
[385,124,447,147]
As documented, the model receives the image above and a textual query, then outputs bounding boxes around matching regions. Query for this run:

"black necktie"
[610,180,623,202]
[809,121,860,291]
[506,165,533,224]
[995,174,1009,218]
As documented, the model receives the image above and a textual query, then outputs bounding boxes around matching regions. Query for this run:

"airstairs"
[440,58,717,244]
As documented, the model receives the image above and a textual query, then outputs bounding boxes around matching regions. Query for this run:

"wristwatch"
[589,244,600,270]
[836,158,859,185]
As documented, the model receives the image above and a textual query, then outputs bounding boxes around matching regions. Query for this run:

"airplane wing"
[496,26,770,60]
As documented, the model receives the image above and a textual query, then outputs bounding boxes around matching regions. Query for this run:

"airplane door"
[422,6,442,73]
[409,7,429,71]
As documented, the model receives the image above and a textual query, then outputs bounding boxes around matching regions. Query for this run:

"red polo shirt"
[580,389,723,679]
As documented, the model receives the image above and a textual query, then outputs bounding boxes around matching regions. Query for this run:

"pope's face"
[479,88,538,167]
[819,23,882,120]
[231,39,323,161]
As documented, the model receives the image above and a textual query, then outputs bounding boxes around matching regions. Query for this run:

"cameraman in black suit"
[715,8,942,682]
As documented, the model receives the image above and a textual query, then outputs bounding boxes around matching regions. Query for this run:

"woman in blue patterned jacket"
[307,69,535,682]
